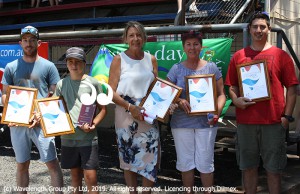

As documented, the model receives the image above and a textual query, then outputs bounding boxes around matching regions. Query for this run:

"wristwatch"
[282,114,295,122]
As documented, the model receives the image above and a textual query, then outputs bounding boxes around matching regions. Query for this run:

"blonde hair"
[122,21,147,43]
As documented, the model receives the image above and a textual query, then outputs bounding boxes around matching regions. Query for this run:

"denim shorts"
[236,124,286,173]
[10,126,57,163]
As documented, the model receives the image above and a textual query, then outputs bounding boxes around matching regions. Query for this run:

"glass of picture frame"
[139,77,182,123]
[185,74,218,115]
[1,86,38,126]
[237,60,271,102]
[35,96,75,137]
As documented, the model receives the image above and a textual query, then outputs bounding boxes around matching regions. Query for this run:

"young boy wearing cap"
[1,26,64,193]
[54,47,106,193]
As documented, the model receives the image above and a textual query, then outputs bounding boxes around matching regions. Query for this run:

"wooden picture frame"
[139,77,182,123]
[35,96,75,137]
[237,60,271,102]
[1,86,38,126]
[185,74,218,115]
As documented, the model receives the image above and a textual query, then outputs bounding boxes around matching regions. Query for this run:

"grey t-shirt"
[1,57,60,99]
[55,75,103,146]
[167,62,222,129]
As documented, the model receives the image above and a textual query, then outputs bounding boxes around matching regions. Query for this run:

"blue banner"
[0,44,23,70]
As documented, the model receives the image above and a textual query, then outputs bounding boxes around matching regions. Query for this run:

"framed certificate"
[237,60,271,102]
[185,74,217,115]
[35,96,75,137]
[140,77,182,123]
[1,86,38,126]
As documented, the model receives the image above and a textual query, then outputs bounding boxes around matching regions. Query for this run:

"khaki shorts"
[236,124,286,173]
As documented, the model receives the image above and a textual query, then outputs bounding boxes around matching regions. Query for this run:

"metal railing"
[175,0,256,26]
[0,24,299,70]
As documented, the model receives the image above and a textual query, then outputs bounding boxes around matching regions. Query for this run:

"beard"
[23,47,38,57]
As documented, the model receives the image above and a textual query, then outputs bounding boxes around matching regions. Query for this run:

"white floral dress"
[115,51,160,182]
[115,104,159,182]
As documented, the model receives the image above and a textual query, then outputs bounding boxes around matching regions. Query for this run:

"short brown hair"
[181,30,203,45]
[248,11,270,30]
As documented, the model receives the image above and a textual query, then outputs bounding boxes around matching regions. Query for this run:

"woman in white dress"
[108,21,159,194]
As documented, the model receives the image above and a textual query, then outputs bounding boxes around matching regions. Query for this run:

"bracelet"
[127,103,131,111]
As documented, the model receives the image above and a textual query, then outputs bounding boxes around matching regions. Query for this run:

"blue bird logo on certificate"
[43,113,59,124]
[39,100,72,134]
[150,92,166,105]
[241,64,261,91]
[187,75,216,114]
[36,97,75,137]
[141,79,180,121]
[239,62,270,100]
[8,101,25,113]
[189,78,209,103]
[6,89,34,123]
[189,91,207,103]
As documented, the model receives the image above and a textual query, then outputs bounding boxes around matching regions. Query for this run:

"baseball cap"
[65,47,86,62]
[20,26,39,39]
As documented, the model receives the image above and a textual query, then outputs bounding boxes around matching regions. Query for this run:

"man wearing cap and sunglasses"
[1,26,64,193]
[225,12,298,193]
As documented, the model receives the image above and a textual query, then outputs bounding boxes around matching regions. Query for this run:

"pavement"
[214,115,300,194]
[252,144,300,194]
[99,126,300,194]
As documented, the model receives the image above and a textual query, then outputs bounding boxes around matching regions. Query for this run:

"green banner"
[90,39,233,116]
